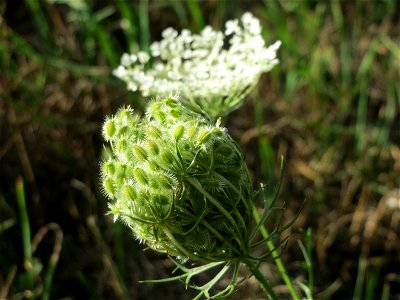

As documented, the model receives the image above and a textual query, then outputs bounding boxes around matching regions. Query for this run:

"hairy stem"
[253,205,300,300]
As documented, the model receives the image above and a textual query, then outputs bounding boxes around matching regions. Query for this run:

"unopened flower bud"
[187,125,198,139]
[103,177,116,198]
[102,117,116,141]
[196,129,212,145]
[146,140,160,156]
[100,96,253,263]
[123,184,136,201]
[173,124,185,141]
[134,168,149,185]
[132,145,148,161]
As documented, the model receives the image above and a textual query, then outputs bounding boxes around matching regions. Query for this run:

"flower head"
[114,12,281,119]
[100,96,253,261]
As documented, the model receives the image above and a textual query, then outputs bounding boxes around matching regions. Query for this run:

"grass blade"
[187,0,205,31]
[138,0,150,52]
[252,205,301,300]
[253,94,275,186]
[25,0,50,40]
[116,0,138,53]
[15,177,34,297]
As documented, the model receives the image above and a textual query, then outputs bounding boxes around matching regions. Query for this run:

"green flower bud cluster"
[100,96,253,261]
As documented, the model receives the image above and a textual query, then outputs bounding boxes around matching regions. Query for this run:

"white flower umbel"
[114,12,281,119]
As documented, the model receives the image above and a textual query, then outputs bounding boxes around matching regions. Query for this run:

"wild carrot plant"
[100,96,299,299]
[101,11,300,300]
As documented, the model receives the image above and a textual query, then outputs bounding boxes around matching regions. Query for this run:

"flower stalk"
[243,258,278,300]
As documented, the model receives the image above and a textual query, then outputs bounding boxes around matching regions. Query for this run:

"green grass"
[15,177,34,298]
[1,0,399,299]
[2,178,64,299]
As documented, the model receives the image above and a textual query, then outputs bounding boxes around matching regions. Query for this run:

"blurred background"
[0,0,399,299]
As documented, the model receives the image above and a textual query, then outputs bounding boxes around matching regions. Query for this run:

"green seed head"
[102,117,116,141]
[147,125,163,140]
[134,167,149,185]
[187,125,198,140]
[132,145,148,161]
[123,184,136,201]
[146,140,160,156]
[116,138,128,156]
[173,124,185,142]
[118,125,130,138]
[196,128,212,145]
[103,177,116,198]
[102,159,116,176]
[116,106,134,123]
[100,96,253,261]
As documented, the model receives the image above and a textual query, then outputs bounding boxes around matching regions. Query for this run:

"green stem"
[16,177,34,299]
[253,205,300,300]
[243,258,278,300]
